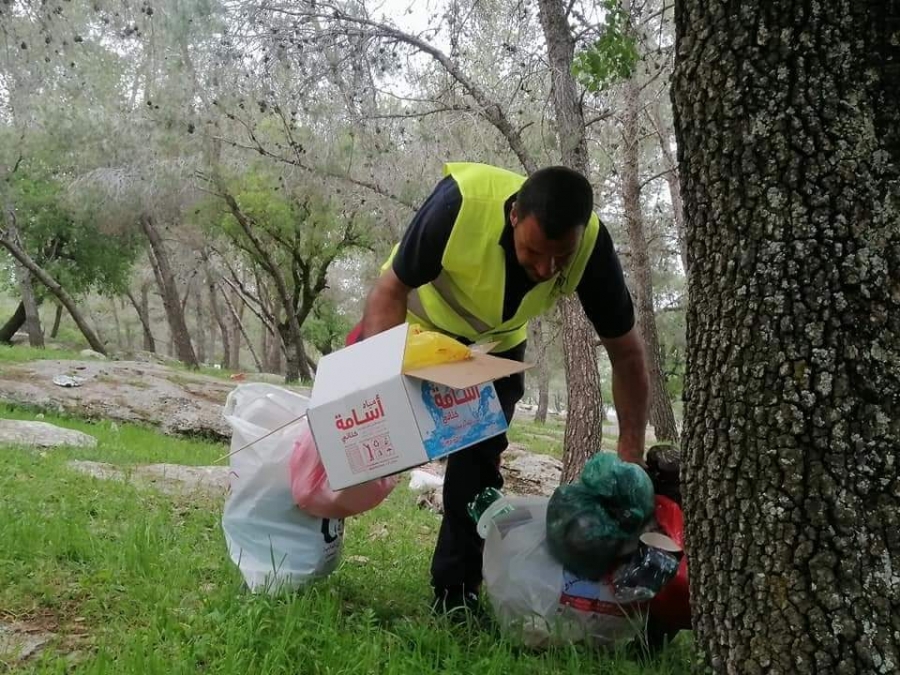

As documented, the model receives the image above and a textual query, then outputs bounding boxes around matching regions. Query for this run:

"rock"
[0,621,55,664]
[0,359,313,441]
[79,349,107,360]
[67,460,230,497]
[0,419,97,448]
[0,360,250,441]
[501,445,562,496]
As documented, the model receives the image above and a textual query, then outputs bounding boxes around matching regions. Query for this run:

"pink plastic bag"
[289,419,398,519]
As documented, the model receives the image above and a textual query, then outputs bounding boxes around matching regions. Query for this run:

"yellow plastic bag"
[403,324,471,371]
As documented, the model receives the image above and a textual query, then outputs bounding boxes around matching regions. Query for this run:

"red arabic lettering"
[334,395,386,430]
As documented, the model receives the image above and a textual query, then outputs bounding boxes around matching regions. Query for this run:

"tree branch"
[639,167,674,189]
[273,3,538,173]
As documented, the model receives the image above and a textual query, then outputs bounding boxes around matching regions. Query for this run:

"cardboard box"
[307,323,531,490]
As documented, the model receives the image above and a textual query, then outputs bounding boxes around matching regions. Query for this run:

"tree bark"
[529,318,552,424]
[622,78,679,443]
[140,215,198,368]
[0,302,26,344]
[0,233,107,355]
[673,1,900,672]
[537,0,606,483]
[50,303,63,339]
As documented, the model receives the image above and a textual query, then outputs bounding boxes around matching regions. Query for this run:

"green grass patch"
[0,344,87,364]
[0,408,691,673]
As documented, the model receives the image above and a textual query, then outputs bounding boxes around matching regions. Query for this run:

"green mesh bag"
[546,453,655,579]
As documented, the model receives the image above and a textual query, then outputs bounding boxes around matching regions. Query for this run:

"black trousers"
[429,341,527,595]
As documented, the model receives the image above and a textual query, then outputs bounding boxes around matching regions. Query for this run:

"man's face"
[510,204,583,283]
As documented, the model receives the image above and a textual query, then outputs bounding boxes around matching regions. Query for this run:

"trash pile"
[471,448,690,649]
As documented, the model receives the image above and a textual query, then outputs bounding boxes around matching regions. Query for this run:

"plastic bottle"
[467,487,515,538]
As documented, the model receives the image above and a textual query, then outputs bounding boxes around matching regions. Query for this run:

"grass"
[507,417,619,459]
[0,407,692,674]
[0,344,88,365]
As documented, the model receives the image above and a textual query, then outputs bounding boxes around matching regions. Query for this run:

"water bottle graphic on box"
[417,380,508,460]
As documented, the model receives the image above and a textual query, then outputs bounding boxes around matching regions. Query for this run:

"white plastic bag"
[222,383,343,594]
[481,495,648,649]
[408,469,445,493]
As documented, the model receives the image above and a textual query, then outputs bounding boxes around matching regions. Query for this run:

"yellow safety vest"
[382,162,600,353]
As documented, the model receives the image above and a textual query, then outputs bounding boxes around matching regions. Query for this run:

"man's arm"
[601,327,650,464]
[360,268,411,339]
[575,220,650,464]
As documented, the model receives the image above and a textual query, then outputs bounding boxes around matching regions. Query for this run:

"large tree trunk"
[0,302,26,344]
[622,78,679,443]
[276,322,312,383]
[673,2,900,673]
[537,0,605,483]
[529,318,552,425]
[16,263,44,348]
[0,232,106,354]
[140,215,198,368]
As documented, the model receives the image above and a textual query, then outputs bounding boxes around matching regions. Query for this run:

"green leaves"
[1,168,141,297]
[571,0,639,92]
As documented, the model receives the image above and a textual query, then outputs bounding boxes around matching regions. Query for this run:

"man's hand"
[600,326,650,465]
[360,268,412,339]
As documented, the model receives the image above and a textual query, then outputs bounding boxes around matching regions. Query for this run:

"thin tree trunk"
[194,283,207,364]
[121,298,135,350]
[267,325,283,375]
[0,232,106,354]
[50,303,63,339]
[622,78,680,444]
[126,285,156,353]
[529,318,552,424]
[537,0,605,483]
[208,274,231,370]
[649,101,689,275]
[0,302,26,344]
[673,1,900,672]
[16,264,44,348]
[140,215,198,368]
[221,285,261,372]
[229,289,243,369]
[110,297,123,350]
[260,319,270,372]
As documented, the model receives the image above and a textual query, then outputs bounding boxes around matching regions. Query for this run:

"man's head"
[510,166,594,283]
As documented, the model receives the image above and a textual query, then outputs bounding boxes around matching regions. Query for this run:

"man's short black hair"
[515,166,594,240]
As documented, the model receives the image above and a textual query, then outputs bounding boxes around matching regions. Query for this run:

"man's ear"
[510,202,519,227]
